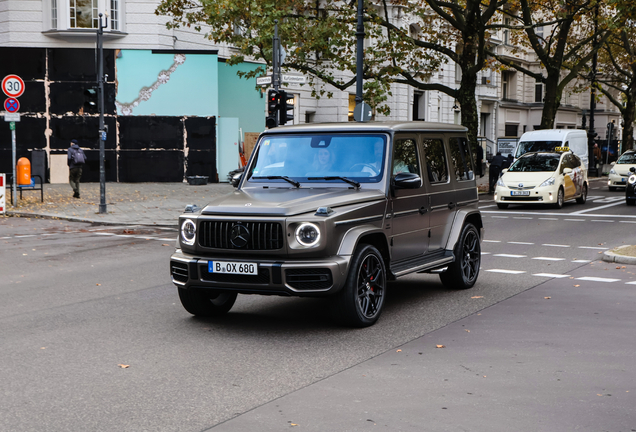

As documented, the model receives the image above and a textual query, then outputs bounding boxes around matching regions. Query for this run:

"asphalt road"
[1,177,634,431]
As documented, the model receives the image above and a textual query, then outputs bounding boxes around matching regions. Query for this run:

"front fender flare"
[337,225,388,257]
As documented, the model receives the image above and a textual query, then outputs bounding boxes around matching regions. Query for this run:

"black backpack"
[72,148,86,164]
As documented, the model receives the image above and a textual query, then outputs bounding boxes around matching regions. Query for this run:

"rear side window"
[449,137,474,181]
[392,138,420,175]
[422,138,449,184]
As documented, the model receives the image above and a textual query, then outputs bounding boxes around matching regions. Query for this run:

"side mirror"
[392,172,421,189]
[630,167,636,173]
[231,173,243,188]
[563,167,573,174]
[611,161,616,166]
[501,168,508,174]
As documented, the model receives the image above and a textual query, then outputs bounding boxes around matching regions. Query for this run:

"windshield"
[616,152,636,164]
[507,153,561,172]
[515,140,563,158]
[247,133,387,185]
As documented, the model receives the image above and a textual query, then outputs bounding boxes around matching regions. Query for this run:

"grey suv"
[170,122,483,327]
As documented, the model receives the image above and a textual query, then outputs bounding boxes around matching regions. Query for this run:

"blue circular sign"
[4,97,19,113]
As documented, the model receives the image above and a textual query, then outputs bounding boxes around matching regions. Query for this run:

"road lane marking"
[542,244,570,248]
[491,216,509,218]
[513,217,533,220]
[483,211,636,219]
[483,240,501,243]
[569,200,625,214]
[539,217,559,220]
[572,259,592,263]
[564,219,585,222]
[486,269,526,274]
[532,257,565,261]
[620,221,636,224]
[493,254,527,258]
[578,246,608,250]
[508,241,534,245]
[591,220,614,223]
[626,281,636,285]
[575,277,620,283]
[533,273,571,278]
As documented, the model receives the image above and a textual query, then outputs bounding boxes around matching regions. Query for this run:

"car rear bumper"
[170,250,351,296]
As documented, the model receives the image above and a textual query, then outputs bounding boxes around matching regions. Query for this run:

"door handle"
[419,206,428,215]
[448,202,456,210]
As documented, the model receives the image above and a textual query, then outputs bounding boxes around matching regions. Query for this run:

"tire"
[439,223,481,290]
[609,186,617,192]
[553,187,564,209]
[178,288,237,317]
[331,244,387,327]
[496,203,509,209]
[576,183,588,204]
[627,198,636,206]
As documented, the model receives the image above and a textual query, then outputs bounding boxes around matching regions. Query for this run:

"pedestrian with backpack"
[67,139,86,198]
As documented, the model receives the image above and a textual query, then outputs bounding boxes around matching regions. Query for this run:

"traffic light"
[280,91,294,125]
[266,89,280,128]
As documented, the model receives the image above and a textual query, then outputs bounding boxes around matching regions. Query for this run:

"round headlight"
[629,175,636,185]
[181,219,196,246]
[295,223,320,247]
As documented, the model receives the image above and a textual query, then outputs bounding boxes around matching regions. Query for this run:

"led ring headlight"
[181,219,196,246]
[629,175,636,185]
[295,223,320,247]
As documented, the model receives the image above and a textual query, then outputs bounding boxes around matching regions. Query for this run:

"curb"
[5,210,178,228]
[602,245,636,265]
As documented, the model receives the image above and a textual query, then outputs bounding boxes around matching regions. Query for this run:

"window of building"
[455,63,462,82]
[503,18,511,45]
[110,0,119,30]
[52,0,58,28]
[70,0,99,29]
[535,78,543,102]
[502,71,509,99]
[348,94,356,122]
[505,124,518,137]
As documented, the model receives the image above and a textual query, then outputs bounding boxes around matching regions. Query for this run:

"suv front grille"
[285,268,333,290]
[199,221,284,250]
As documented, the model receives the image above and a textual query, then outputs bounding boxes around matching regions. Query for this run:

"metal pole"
[355,0,364,105]
[273,20,280,91]
[11,127,17,207]
[97,13,107,214]
[587,3,598,175]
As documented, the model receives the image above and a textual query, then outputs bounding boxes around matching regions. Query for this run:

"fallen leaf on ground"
[574,285,580,287]
[471,296,483,299]
[162,244,170,246]
[396,349,402,352]
[118,364,130,368]
[544,297,551,299]
[436,345,445,348]
[465,329,470,332]
[96,283,101,286]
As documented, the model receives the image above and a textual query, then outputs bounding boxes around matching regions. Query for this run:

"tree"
[155,0,508,146]
[596,24,636,150]
[491,0,612,130]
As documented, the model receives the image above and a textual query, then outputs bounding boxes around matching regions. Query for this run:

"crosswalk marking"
[542,244,570,248]
[493,254,527,258]
[508,241,534,245]
[532,257,565,261]
[532,273,571,278]
[483,240,501,243]
[575,276,621,283]
[578,246,607,250]
[486,269,526,274]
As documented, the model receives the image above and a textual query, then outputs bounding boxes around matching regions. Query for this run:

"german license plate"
[209,261,258,275]
[511,190,530,196]
[622,178,626,182]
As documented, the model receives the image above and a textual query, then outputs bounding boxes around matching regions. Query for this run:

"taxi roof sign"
[554,146,570,152]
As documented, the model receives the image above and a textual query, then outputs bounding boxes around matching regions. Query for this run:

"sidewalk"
[3,181,234,227]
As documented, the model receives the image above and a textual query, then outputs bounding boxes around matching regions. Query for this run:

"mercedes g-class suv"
[170,122,483,327]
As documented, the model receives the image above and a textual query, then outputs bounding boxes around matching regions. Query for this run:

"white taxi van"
[495,149,588,209]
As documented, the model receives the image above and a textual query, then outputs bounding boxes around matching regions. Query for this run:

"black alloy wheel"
[331,244,386,327]
[440,223,481,290]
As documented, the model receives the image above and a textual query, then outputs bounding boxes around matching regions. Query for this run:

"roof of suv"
[261,121,468,135]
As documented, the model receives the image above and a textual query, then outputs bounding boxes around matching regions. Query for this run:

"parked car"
[608,150,636,191]
[515,129,589,169]
[169,122,483,327]
[626,167,636,205]
[495,150,588,209]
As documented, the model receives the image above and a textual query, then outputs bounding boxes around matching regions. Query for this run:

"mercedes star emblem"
[230,224,250,248]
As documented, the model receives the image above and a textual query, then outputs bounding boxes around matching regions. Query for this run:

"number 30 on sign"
[2,75,25,98]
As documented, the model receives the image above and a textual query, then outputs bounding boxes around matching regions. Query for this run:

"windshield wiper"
[252,176,300,188]
[307,176,361,189]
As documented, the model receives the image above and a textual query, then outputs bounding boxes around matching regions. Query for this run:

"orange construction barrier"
[17,157,31,185]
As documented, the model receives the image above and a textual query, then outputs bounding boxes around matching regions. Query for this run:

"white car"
[495,151,588,209]
[608,150,636,191]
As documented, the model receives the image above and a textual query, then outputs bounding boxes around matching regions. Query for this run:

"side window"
[572,154,581,168]
[422,138,449,184]
[449,137,474,181]
[561,154,572,171]
[392,138,420,176]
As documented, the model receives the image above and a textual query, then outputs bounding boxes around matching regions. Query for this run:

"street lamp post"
[97,13,107,214]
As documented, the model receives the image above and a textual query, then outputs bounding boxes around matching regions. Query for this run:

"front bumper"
[494,185,558,205]
[170,250,351,296]
[608,173,628,188]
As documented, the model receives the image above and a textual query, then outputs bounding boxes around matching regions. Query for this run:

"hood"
[201,187,386,216]
[501,171,555,188]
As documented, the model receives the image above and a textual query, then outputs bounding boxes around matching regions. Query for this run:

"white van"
[515,129,589,169]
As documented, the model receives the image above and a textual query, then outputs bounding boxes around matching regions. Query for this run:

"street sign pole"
[97,13,107,214]
[11,123,17,207]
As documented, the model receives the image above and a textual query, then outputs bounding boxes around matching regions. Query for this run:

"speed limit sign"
[2,75,25,98]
